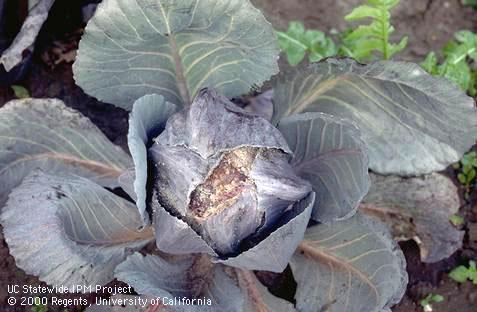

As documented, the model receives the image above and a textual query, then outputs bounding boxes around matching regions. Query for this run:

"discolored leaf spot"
[150,89,312,260]
[189,147,259,219]
[361,172,464,263]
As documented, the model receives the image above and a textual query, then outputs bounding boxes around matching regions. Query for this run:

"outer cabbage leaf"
[128,94,178,225]
[278,112,369,222]
[234,269,296,312]
[0,98,132,208]
[115,253,295,311]
[291,213,407,312]
[115,253,242,312]
[73,0,279,109]
[1,171,154,289]
[272,58,477,175]
[361,172,463,263]
[118,168,136,201]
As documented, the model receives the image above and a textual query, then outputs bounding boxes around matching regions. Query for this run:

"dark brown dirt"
[1,0,477,311]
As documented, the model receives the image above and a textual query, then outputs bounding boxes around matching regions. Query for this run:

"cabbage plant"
[1,0,476,311]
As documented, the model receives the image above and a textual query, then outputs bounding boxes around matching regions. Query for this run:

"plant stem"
[381,10,389,59]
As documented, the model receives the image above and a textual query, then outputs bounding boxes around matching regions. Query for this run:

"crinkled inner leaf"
[0,98,132,208]
[1,171,153,289]
[361,172,464,263]
[149,88,293,220]
[155,89,291,159]
[291,213,407,312]
[278,112,370,223]
[128,94,178,224]
[272,58,477,175]
[73,0,279,109]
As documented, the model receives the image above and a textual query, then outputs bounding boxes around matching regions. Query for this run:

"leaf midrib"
[298,241,380,306]
[157,0,191,105]
[236,269,269,312]
[71,227,154,246]
[0,152,124,177]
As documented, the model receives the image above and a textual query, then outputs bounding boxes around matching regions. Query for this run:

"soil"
[0,0,477,311]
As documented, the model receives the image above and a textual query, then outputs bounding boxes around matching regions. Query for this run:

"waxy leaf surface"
[291,213,407,312]
[128,94,178,224]
[116,253,294,311]
[0,98,132,208]
[116,253,242,312]
[74,0,279,109]
[273,58,477,175]
[1,172,153,289]
[278,112,369,222]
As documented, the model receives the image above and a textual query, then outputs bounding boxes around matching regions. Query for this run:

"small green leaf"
[432,294,444,303]
[449,214,464,227]
[420,293,444,307]
[344,6,381,21]
[11,85,30,98]
[449,265,471,283]
[421,52,438,74]
[463,0,477,9]
[439,61,472,91]
[458,173,468,184]
[467,168,476,182]
[427,30,477,94]
[342,0,407,61]
[278,21,337,65]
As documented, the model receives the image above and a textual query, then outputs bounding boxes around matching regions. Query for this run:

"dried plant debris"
[0,0,55,71]
[361,173,464,263]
